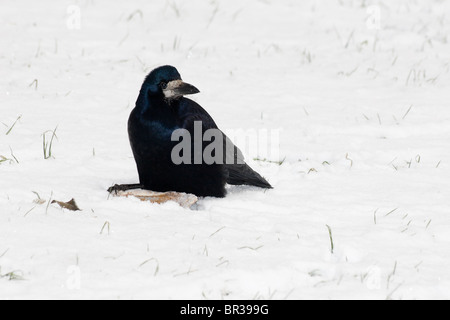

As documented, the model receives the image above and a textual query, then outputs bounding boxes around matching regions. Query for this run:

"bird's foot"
[107,184,143,194]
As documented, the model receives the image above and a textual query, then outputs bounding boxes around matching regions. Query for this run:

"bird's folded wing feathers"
[178,98,271,189]
[180,113,245,165]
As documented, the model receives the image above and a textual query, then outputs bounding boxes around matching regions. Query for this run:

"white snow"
[1,0,450,300]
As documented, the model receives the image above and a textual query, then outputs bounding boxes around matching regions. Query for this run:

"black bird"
[109,65,272,198]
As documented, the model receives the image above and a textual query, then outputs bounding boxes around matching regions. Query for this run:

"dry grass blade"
[139,258,159,276]
[5,115,22,135]
[326,225,334,254]
[42,126,58,159]
[209,226,226,238]
[402,105,413,120]
[0,269,25,281]
[385,208,398,217]
[100,221,111,235]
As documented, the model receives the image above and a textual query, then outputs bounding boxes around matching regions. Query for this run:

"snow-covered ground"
[1,0,450,299]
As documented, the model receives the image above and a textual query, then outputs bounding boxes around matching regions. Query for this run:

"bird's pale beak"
[163,80,200,99]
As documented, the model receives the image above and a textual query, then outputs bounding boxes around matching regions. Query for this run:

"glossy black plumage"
[117,65,272,198]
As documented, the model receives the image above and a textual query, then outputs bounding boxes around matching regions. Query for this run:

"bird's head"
[143,65,200,101]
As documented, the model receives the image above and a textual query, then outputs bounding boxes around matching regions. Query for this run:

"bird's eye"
[160,82,167,89]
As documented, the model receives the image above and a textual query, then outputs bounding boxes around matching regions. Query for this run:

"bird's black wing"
[177,98,272,189]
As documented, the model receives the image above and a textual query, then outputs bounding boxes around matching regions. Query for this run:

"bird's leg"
[107,183,143,194]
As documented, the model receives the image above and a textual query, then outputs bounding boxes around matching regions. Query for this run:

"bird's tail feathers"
[226,164,273,189]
